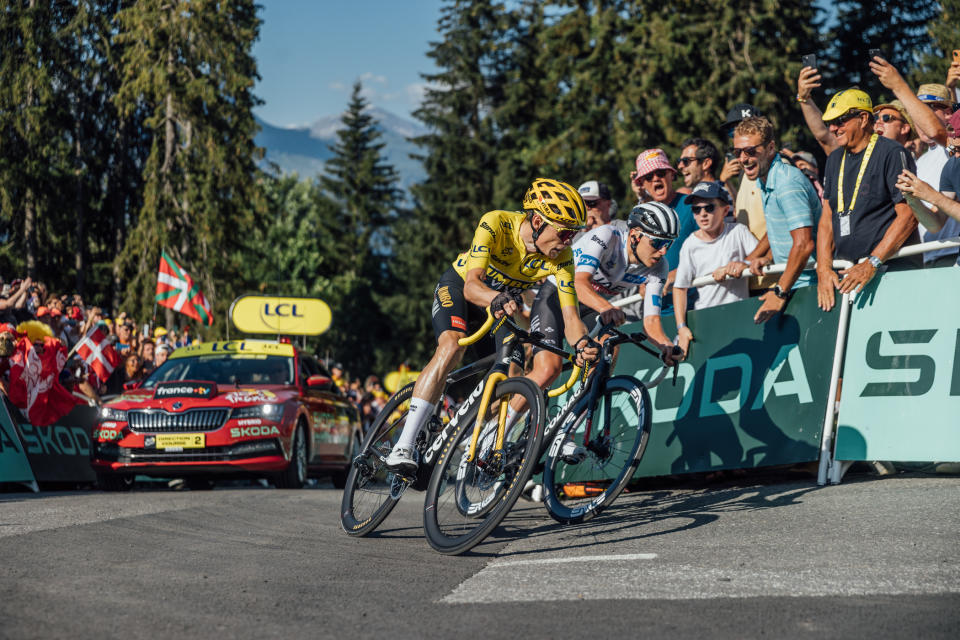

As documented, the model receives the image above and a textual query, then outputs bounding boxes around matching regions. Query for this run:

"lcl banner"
[834,267,960,462]
[610,285,838,478]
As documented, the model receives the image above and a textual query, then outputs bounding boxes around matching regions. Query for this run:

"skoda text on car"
[91,340,360,491]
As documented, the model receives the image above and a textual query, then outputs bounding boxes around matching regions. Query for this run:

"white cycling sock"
[394,397,436,450]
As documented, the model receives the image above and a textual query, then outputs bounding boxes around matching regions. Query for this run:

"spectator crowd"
[1,52,958,430]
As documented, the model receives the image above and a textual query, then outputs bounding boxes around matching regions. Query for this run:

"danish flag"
[155,250,214,325]
[75,326,120,382]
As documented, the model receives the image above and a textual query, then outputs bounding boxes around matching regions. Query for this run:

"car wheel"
[275,423,307,489]
[96,472,134,492]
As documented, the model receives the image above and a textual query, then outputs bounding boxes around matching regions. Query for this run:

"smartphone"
[801,53,817,70]
[899,150,908,171]
[954,49,960,63]
[868,48,883,61]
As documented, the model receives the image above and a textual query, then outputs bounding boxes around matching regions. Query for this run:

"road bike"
[339,309,578,549]
[538,324,677,525]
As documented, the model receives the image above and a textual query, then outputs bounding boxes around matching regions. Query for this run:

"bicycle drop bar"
[591,320,680,388]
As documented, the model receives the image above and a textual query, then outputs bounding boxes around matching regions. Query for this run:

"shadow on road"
[481,479,820,558]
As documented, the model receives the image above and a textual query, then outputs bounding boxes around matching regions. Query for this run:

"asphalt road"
[1,473,957,639]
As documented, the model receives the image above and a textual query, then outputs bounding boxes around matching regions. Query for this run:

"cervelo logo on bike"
[423,379,486,465]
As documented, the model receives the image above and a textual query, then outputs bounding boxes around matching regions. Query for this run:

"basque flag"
[155,250,214,326]
[75,326,120,382]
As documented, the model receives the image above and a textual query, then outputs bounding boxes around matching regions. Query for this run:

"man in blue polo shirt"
[732,116,820,324]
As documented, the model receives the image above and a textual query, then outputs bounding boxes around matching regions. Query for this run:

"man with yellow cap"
[815,88,922,313]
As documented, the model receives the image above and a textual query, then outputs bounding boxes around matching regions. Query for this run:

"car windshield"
[140,355,294,388]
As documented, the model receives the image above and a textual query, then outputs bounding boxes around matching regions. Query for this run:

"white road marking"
[489,553,657,568]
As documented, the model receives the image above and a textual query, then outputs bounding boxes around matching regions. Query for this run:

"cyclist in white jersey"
[528,202,682,391]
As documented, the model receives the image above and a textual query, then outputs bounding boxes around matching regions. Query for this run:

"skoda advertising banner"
[6,399,98,483]
[568,285,839,478]
[230,295,332,336]
[0,398,35,486]
[835,268,960,462]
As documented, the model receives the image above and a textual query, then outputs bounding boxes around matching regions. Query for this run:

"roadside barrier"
[605,237,960,485]
[1,396,97,487]
[0,396,37,490]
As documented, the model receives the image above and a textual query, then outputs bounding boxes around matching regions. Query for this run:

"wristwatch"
[771,284,789,300]
[867,255,883,269]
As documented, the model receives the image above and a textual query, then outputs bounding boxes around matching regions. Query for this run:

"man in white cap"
[577,180,617,230]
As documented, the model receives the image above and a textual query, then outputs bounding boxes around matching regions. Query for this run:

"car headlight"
[99,406,128,421]
[230,404,282,419]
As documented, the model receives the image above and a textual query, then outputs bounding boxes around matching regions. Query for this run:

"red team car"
[91,340,360,491]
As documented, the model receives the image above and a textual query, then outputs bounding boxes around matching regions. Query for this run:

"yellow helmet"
[822,88,873,122]
[522,178,586,229]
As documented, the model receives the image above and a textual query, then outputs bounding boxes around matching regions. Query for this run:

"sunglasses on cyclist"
[691,203,717,214]
[677,156,700,167]
[540,216,580,242]
[641,169,671,181]
[826,110,864,127]
[878,113,903,123]
[644,233,673,251]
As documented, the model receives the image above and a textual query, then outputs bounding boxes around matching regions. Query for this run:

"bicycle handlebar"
[457,308,497,346]
[590,319,680,388]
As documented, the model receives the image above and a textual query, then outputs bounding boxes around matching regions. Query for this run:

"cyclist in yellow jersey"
[386,178,601,473]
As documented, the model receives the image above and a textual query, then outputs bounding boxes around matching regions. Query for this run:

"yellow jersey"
[452,210,578,308]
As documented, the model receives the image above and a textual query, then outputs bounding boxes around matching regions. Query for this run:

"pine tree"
[320,82,402,283]
[316,82,402,375]
[615,0,821,171]
[824,0,938,101]
[0,1,75,282]
[386,0,510,367]
[516,1,626,194]
[112,0,266,331]
[911,1,958,87]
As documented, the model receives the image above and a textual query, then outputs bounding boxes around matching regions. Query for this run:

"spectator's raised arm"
[870,57,948,146]
[797,66,839,155]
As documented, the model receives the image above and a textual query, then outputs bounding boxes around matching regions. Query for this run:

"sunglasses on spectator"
[677,156,700,167]
[583,199,601,208]
[540,216,580,242]
[691,203,717,214]
[641,169,670,181]
[643,233,673,251]
[731,144,767,158]
[825,110,864,127]
[878,113,903,123]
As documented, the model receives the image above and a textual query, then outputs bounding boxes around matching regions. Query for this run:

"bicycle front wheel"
[423,377,544,555]
[340,382,415,536]
[542,375,651,525]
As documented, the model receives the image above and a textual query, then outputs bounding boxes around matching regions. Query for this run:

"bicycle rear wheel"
[423,377,544,555]
[542,375,651,525]
[340,382,415,536]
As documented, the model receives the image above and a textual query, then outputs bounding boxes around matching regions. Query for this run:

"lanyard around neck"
[837,133,878,216]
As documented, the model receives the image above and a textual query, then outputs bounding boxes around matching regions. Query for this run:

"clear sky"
[252,0,443,127]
